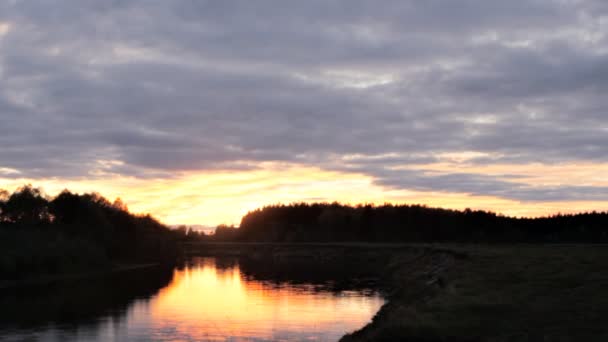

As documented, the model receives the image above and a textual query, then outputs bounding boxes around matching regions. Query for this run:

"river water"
[0,257,384,341]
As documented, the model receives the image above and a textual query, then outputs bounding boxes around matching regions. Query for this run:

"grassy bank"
[0,263,161,290]
[0,265,175,331]
[343,245,608,341]
[0,229,110,279]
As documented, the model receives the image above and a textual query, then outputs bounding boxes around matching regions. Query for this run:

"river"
[0,257,384,341]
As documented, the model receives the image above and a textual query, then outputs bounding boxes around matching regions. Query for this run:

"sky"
[1,0,608,226]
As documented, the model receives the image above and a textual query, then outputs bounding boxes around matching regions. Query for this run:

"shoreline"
[341,244,608,341]
[340,246,461,341]
[185,242,464,340]
[6,243,608,340]
[0,263,161,290]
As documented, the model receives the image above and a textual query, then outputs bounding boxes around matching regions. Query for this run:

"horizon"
[2,184,606,230]
[3,2,608,341]
[1,1,608,226]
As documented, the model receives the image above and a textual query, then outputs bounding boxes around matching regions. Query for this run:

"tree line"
[207,202,608,243]
[0,185,179,279]
[5,183,608,279]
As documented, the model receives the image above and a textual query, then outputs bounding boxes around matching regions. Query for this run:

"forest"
[0,185,179,280]
[4,184,608,279]
[211,203,608,243]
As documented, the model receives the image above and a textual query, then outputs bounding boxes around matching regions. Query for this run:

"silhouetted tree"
[228,203,608,243]
[0,189,8,222]
[214,224,239,241]
[0,186,179,280]
[2,185,50,225]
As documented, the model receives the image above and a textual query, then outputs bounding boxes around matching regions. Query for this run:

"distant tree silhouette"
[0,186,179,280]
[4,184,608,279]
[0,189,8,222]
[0,189,8,201]
[112,197,128,211]
[217,203,608,243]
[2,185,50,225]
[214,224,239,241]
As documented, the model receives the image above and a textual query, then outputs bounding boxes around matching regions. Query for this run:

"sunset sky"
[1,1,608,226]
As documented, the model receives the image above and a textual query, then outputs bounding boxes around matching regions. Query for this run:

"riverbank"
[342,245,608,341]
[0,264,175,331]
[0,263,161,290]
[182,242,608,340]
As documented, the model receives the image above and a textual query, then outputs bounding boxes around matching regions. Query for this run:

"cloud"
[0,0,607,202]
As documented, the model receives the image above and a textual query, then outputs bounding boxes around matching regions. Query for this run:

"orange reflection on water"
[134,258,384,341]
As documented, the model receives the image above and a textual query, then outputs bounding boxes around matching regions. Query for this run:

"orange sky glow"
[2,0,608,229]
[1,160,607,227]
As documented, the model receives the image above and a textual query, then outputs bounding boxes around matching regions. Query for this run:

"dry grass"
[343,245,608,341]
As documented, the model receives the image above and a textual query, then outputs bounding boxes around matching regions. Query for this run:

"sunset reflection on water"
[125,258,384,341]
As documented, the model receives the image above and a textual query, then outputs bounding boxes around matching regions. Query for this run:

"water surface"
[1,257,384,341]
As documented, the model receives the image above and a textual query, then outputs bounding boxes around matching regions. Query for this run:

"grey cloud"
[349,166,608,202]
[0,0,607,202]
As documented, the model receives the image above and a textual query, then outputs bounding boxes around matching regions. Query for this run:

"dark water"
[0,257,384,341]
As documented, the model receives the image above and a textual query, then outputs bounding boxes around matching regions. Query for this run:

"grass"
[0,229,110,280]
[343,244,608,341]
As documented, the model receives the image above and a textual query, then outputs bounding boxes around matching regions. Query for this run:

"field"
[183,242,608,341]
[344,244,608,341]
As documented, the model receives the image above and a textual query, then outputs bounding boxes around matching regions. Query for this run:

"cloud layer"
[1,0,608,202]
